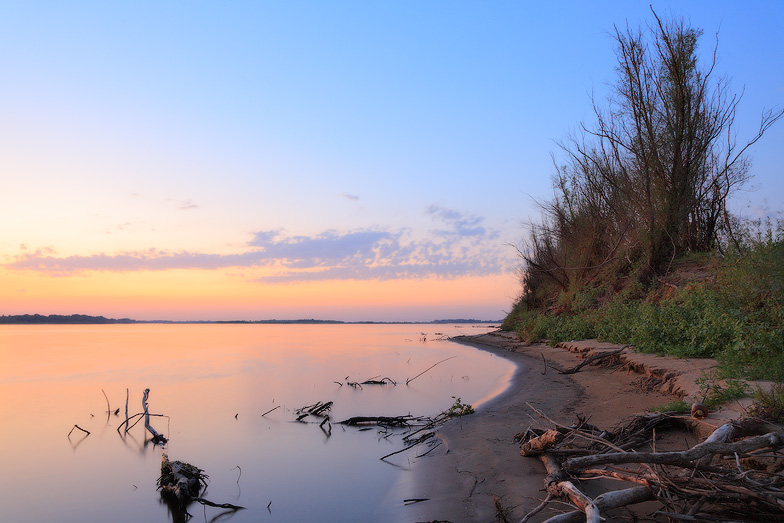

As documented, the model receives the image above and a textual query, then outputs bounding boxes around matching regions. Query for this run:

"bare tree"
[519,9,783,308]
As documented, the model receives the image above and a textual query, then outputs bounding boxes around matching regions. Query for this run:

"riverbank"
[405,330,749,522]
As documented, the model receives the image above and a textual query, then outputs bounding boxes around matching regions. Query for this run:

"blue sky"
[1,1,782,321]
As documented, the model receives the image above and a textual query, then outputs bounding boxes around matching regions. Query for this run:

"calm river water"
[0,323,515,522]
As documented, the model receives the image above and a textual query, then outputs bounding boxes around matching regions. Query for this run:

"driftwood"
[136,387,245,519]
[124,388,129,432]
[558,347,627,375]
[142,388,167,444]
[72,388,244,522]
[520,429,563,456]
[158,453,244,519]
[295,401,333,421]
[519,408,784,522]
[543,487,655,523]
[338,415,427,427]
[540,454,600,523]
[380,433,435,460]
[361,376,396,385]
[158,456,207,503]
[564,430,784,471]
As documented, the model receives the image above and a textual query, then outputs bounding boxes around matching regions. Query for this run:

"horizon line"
[0,313,503,325]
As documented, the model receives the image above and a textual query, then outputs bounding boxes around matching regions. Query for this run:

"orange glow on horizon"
[1,267,517,321]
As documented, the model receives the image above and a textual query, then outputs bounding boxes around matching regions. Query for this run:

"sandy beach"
[405,331,732,522]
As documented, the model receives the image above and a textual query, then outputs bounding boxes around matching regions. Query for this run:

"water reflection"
[0,324,513,522]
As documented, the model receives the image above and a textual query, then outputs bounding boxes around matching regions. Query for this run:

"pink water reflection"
[0,324,513,522]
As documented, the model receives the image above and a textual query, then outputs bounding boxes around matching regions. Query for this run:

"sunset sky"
[1,1,782,321]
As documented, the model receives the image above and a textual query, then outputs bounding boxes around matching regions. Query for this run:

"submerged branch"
[406,356,457,385]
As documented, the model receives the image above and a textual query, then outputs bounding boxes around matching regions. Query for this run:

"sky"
[1,1,782,322]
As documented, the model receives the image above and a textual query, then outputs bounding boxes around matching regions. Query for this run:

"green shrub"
[445,396,474,417]
[695,370,749,407]
[505,226,783,379]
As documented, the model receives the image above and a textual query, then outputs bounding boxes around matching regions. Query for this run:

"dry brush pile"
[518,407,784,522]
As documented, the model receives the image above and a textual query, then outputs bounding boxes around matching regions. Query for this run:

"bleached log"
[540,454,600,523]
[142,388,167,444]
[521,429,563,456]
[543,486,655,523]
[564,431,784,471]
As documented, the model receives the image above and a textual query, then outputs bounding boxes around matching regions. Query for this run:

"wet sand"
[403,331,695,522]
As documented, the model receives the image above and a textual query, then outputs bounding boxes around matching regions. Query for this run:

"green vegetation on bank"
[503,220,784,380]
[503,11,784,381]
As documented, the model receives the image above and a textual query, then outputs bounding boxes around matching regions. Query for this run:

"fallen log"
[564,431,784,471]
[520,429,563,456]
[543,486,655,523]
[540,454,600,523]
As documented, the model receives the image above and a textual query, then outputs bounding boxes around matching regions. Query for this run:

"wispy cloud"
[5,249,260,273]
[178,199,199,211]
[341,193,360,201]
[426,205,495,238]
[5,206,514,282]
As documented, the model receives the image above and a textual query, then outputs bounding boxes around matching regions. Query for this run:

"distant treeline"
[0,314,500,325]
[0,314,137,324]
[430,319,499,324]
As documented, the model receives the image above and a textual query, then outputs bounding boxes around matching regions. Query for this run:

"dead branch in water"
[124,388,129,432]
[116,411,166,435]
[406,355,457,385]
[142,388,167,444]
[261,405,280,417]
[158,455,245,518]
[380,435,432,461]
[338,415,429,427]
[295,401,333,421]
[68,424,90,437]
[361,376,397,385]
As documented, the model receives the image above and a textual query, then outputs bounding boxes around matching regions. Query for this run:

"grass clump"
[748,383,784,422]
[648,400,691,414]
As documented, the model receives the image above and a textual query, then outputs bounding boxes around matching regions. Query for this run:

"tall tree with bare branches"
[519,9,783,308]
